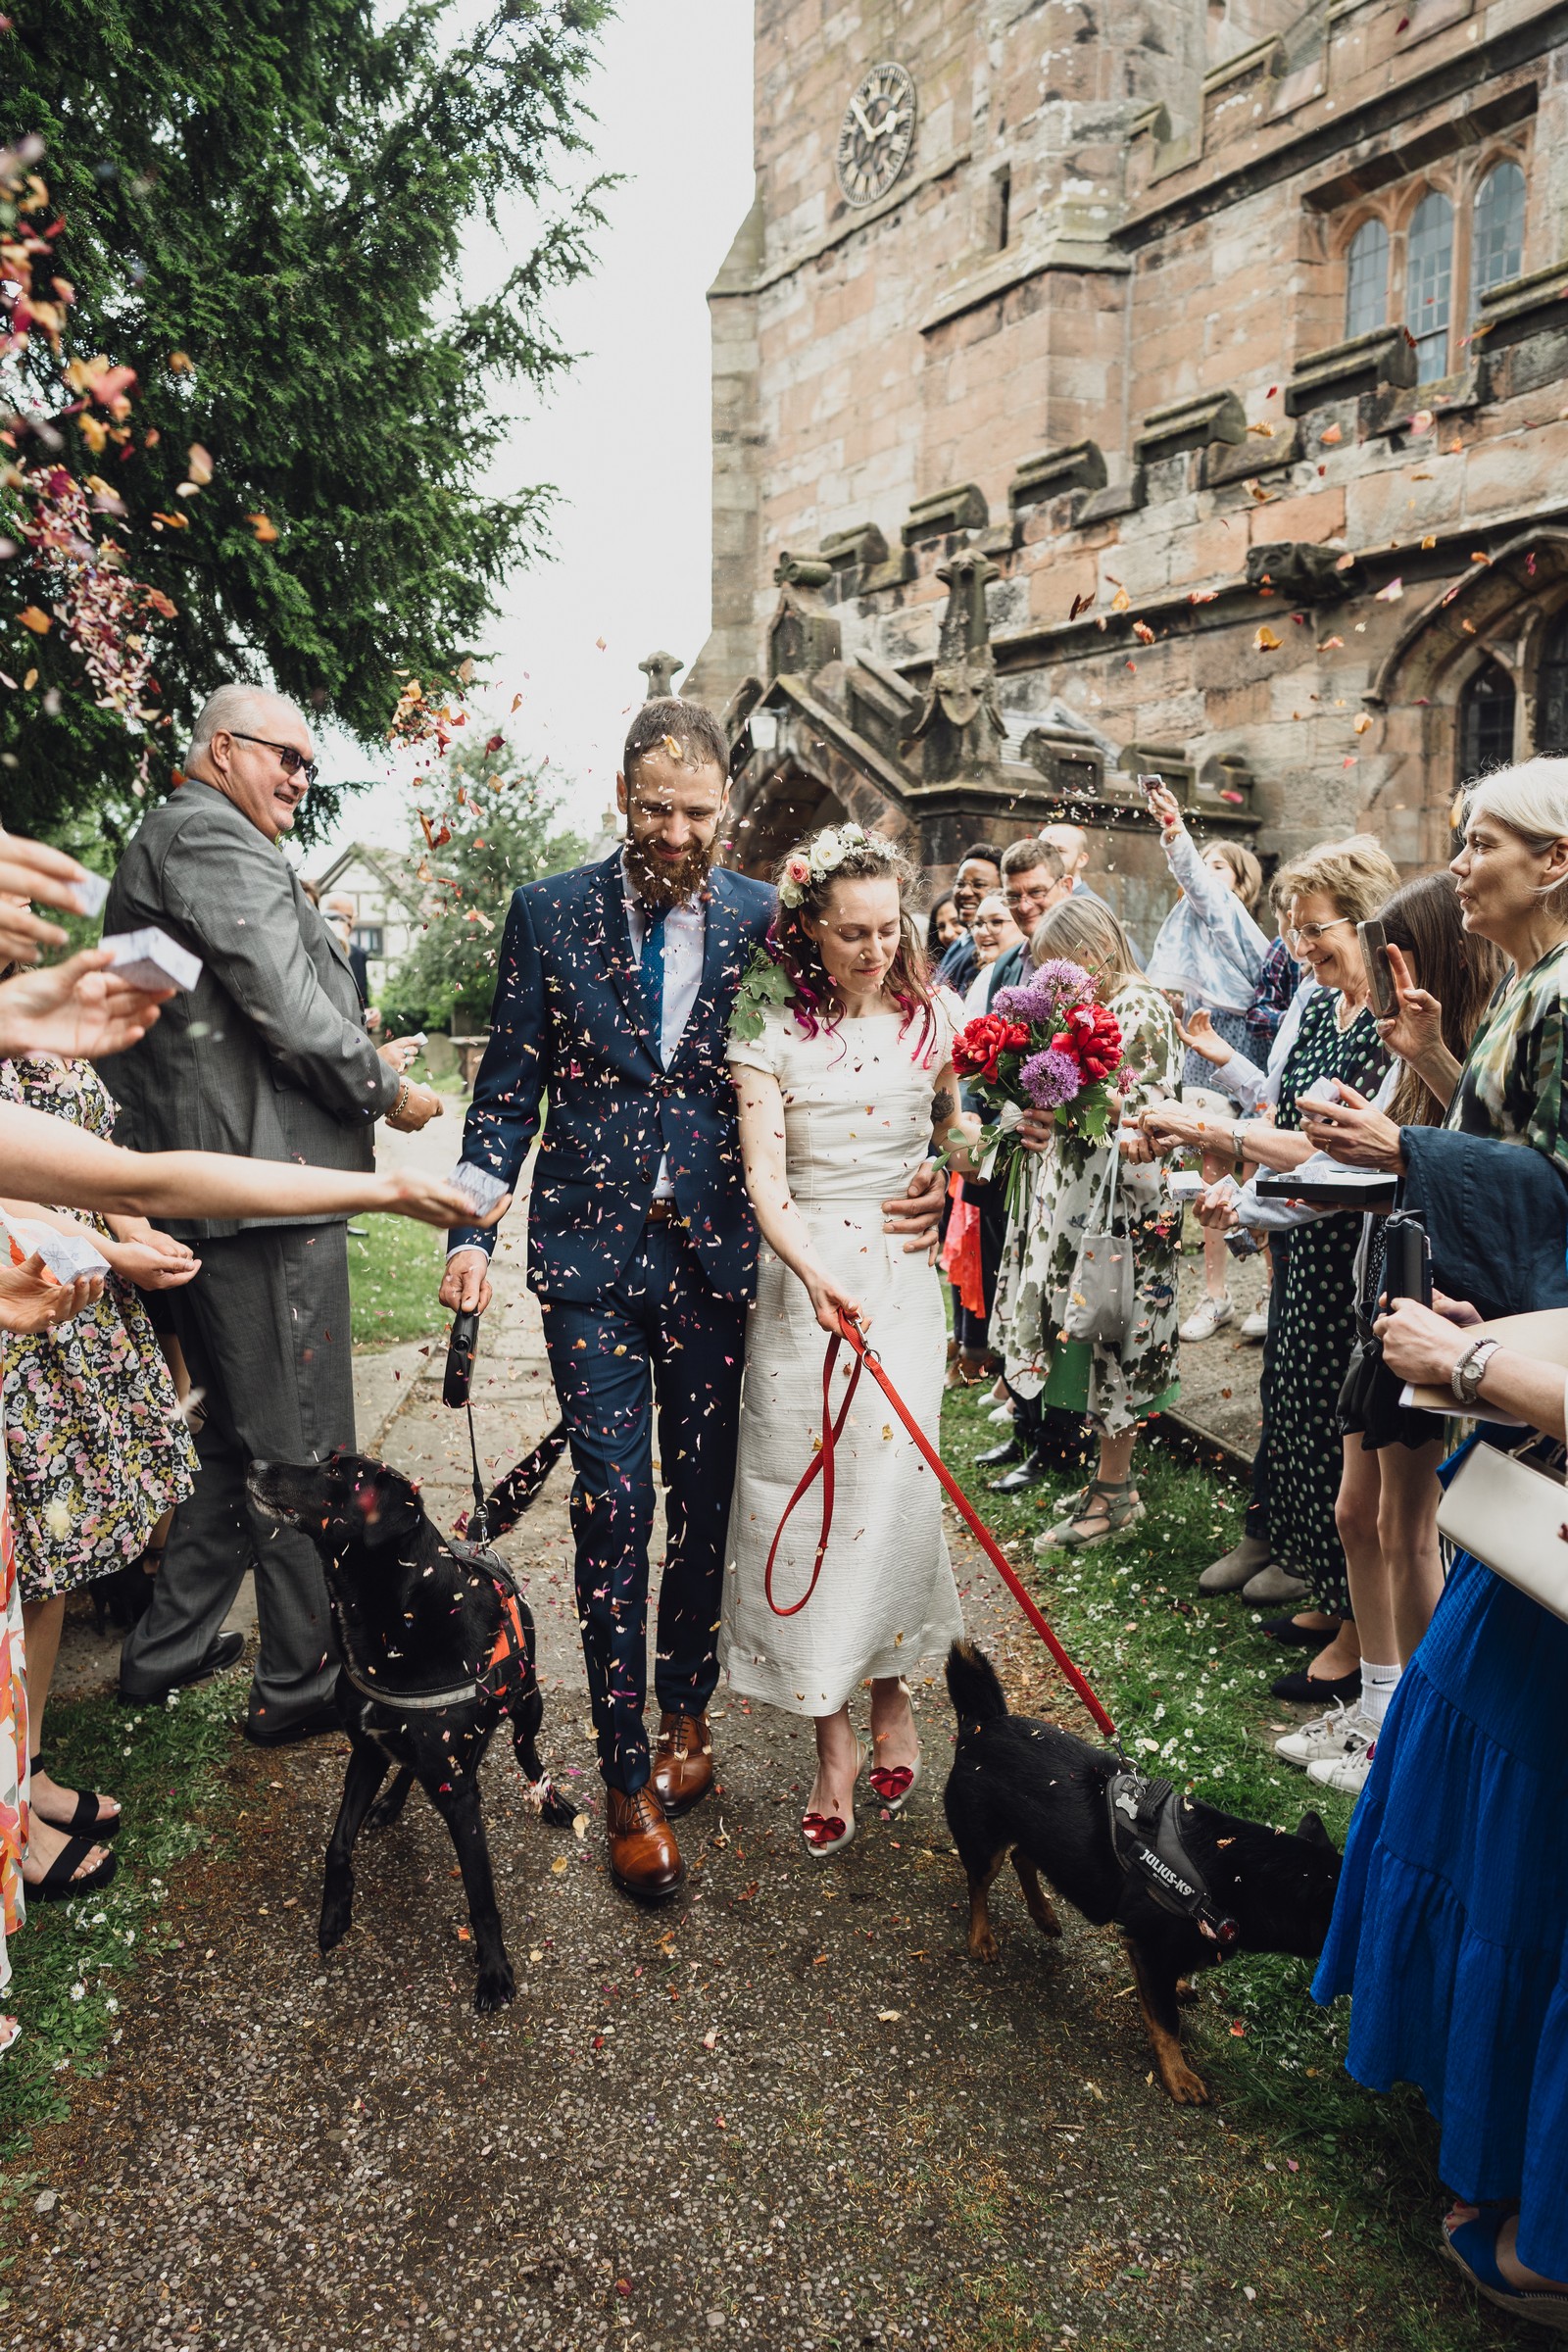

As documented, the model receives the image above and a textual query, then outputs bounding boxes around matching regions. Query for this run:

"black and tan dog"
[943,1642,1341,2102]
[248,1451,575,2012]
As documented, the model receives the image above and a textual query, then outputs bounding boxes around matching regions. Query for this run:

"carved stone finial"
[638,650,686,701]
[903,548,1005,780]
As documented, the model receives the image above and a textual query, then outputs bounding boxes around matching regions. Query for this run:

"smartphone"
[1358,918,1396,1019]
[1382,1210,1432,1309]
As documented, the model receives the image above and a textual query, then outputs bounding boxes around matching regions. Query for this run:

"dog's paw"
[1174,1977,1199,2007]
[1162,2062,1210,2105]
[535,1779,577,1831]
[473,1962,516,2014]
[967,1926,1000,1964]
[318,1904,352,1955]
[364,1795,400,1833]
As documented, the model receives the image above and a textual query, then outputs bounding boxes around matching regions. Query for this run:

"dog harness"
[1106,1769,1240,1952]
[335,1539,531,1716]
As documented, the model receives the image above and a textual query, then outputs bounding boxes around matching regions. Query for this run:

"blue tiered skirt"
[1313,1542,1568,2279]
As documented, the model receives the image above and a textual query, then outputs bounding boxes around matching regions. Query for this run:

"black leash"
[442,1306,566,1543]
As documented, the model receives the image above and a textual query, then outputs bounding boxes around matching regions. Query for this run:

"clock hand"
[851,95,877,138]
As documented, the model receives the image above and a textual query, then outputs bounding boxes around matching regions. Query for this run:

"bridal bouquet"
[953,959,1125,1205]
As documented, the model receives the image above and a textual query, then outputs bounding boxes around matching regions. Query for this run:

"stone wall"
[686,0,1568,893]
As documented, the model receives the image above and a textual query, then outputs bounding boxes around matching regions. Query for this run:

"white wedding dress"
[720,993,966,1717]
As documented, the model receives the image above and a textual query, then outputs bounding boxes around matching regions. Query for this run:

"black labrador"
[248,1450,574,2012]
[943,1642,1341,2102]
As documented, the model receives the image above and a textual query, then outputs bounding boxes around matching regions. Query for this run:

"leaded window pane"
[1473,162,1526,313]
[1345,219,1389,339]
[1536,610,1568,757]
[1459,661,1516,785]
[1407,189,1453,383]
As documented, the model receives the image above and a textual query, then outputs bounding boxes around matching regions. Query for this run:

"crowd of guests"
[0,679,1563,2324]
[0,685,498,2054]
[931,760,1568,2323]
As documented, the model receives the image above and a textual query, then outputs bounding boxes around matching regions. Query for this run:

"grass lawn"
[0,1674,237,2163]
[938,1381,1499,2350]
[347,1212,446,1348]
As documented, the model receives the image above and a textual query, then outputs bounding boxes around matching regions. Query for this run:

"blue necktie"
[640,906,666,1061]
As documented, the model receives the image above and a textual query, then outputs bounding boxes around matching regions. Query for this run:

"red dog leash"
[764,1309,1119,1743]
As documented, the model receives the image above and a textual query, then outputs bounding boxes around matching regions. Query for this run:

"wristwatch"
[1450,1336,1500,1406]
[1231,1121,1249,1161]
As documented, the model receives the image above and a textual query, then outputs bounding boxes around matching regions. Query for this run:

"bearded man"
[441,700,944,1899]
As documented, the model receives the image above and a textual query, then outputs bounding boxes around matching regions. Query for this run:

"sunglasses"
[228,731,318,788]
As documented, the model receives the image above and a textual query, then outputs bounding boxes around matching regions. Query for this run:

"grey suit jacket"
[98,780,399,1238]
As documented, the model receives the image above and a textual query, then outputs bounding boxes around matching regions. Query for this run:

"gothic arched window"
[1345,218,1390,339]
[1472,162,1526,313]
[1407,189,1454,382]
[1536,609,1568,757]
[1458,660,1516,785]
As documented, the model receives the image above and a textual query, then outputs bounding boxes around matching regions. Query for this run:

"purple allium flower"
[1020,1046,1083,1109]
[993,958,1094,1030]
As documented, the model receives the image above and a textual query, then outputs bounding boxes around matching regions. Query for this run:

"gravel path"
[5,1216,1476,2352]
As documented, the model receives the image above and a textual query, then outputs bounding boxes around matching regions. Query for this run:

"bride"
[720,825,976,1857]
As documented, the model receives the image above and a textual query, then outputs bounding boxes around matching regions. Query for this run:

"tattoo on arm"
[932,1090,955,1122]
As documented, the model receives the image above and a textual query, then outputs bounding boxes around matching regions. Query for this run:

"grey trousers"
[119,1223,353,1729]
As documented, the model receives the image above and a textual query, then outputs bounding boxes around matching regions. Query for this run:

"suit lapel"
[588,851,659,1060]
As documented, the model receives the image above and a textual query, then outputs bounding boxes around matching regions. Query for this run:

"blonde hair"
[1204,838,1263,912]
[1274,834,1401,927]
[1463,758,1568,919]
[1031,895,1142,1002]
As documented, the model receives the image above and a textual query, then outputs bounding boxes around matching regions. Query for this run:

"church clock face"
[834,61,916,209]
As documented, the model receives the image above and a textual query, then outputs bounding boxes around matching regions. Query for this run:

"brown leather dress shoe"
[650,1709,714,1817]
[605,1784,685,1903]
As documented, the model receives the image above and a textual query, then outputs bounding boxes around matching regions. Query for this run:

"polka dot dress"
[1264,993,1392,1613]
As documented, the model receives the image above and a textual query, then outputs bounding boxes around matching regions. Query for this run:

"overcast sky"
[310,1,757,869]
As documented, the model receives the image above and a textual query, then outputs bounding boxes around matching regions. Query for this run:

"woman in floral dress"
[0,1054,200,1865]
[994,897,1183,1551]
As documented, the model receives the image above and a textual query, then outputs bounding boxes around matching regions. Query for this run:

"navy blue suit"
[451,852,776,1792]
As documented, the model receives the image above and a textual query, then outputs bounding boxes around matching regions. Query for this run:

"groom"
[441,699,944,1900]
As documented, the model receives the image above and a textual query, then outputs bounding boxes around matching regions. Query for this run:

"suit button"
[639,1161,653,1181]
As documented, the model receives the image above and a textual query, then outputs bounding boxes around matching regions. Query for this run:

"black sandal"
[28,1754,122,1838]
[27,1834,119,1902]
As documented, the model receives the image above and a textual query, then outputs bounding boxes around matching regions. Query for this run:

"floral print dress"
[993,979,1183,1437]
[0,1057,197,1603]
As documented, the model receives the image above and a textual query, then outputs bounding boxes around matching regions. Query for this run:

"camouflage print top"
[1447,939,1568,1170]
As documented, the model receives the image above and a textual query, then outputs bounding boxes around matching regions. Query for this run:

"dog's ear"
[1297,1810,1337,1852]
[355,1463,425,1552]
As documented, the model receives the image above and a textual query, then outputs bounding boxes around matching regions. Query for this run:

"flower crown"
[777,823,897,908]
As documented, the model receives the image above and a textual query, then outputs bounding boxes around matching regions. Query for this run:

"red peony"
[954,1012,1032,1085]
[1054,1004,1123,1084]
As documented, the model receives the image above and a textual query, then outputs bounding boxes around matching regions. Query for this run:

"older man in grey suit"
[102,684,442,1743]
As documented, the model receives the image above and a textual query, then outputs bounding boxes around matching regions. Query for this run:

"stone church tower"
[685,0,1568,938]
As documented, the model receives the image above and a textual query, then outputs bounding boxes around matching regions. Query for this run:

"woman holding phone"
[1143,835,1398,1700]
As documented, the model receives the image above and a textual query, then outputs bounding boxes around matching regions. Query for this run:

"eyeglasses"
[227,731,318,788]
[1285,916,1352,948]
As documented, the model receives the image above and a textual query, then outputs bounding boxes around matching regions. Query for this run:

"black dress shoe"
[1261,1614,1339,1648]
[977,1435,1025,1469]
[990,1453,1051,1494]
[241,1698,343,1748]
[1271,1664,1362,1704]
[118,1630,245,1706]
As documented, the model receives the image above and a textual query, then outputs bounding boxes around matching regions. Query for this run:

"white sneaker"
[1179,1295,1235,1343]
[1275,1702,1372,1769]
[1307,1735,1377,1796]
[986,1401,1015,1425]
[1240,1302,1270,1341]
